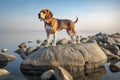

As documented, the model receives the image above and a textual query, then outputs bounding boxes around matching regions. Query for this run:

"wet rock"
[101,47,112,55]
[15,47,28,60]
[5,54,16,61]
[21,43,107,74]
[37,39,41,44]
[0,53,8,62]
[41,69,55,80]
[1,48,8,53]
[41,66,73,80]
[101,47,120,63]
[104,44,120,55]
[103,37,115,45]
[26,46,38,56]
[0,53,16,62]
[0,69,9,78]
[54,67,73,80]
[15,48,26,54]
[109,64,120,73]
[56,38,68,45]
[18,42,27,48]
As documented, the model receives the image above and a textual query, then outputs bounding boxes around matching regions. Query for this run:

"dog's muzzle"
[38,13,42,21]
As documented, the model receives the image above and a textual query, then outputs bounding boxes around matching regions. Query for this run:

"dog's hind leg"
[67,29,74,40]
[71,28,80,43]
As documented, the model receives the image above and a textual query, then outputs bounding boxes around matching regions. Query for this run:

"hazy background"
[0,0,120,33]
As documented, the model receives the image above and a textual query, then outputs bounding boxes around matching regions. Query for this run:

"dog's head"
[38,9,53,21]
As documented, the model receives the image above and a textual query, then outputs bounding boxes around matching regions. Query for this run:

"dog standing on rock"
[38,9,80,46]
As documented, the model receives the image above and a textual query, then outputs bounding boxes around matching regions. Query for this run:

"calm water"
[0,30,120,80]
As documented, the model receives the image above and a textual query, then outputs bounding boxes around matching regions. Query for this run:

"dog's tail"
[74,16,78,23]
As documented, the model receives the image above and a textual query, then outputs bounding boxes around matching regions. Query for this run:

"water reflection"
[0,61,8,68]
[72,67,106,80]
[21,67,106,80]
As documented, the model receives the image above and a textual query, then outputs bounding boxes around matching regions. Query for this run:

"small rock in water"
[0,53,16,62]
[28,41,32,43]
[18,42,27,48]
[1,48,8,53]
[109,64,120,73]
[0,53,8,62]
[0,69,9,78]
[37,39,41,44]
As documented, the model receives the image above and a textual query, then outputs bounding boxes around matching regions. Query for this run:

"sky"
[0,0,120,33]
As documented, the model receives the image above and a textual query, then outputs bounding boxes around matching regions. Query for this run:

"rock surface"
[56,38,68,45]
[21,43,107,73]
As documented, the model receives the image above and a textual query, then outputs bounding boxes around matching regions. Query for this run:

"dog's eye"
[43,11,46,13]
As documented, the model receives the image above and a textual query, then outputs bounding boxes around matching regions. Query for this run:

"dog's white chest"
[45,25,54,34]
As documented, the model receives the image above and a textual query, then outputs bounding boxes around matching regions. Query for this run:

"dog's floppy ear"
[46,9,53,19]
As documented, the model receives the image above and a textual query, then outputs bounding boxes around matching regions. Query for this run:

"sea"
[0,30,120,80]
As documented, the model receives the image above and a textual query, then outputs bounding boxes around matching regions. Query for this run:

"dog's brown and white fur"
[38,9,80,46]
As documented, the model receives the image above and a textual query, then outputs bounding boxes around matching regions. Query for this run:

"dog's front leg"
[46,33,50,47]
[52,33,56,46]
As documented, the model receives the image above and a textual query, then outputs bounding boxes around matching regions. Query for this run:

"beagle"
[38,9,80,46]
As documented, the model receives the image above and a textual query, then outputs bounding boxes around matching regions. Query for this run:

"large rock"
[21,43,107,74]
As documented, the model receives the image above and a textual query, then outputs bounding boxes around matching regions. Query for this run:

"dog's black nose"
[38,13,40,19]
